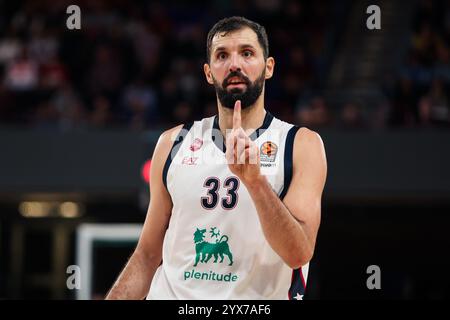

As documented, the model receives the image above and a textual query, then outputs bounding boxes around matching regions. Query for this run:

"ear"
[204,63,214,85]
[264,57,275,80]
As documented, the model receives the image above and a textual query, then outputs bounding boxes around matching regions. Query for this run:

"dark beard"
[213,69,265,110]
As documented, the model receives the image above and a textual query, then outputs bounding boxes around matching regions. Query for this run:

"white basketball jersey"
[147,111,309,300]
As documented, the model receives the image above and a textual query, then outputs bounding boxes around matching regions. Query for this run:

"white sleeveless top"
[147,112,308,300]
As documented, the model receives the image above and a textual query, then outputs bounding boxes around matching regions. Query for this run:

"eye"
[243,50,253,57]
[217,52,227,60]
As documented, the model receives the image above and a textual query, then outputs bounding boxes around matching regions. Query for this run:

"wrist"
[243,174,267,190]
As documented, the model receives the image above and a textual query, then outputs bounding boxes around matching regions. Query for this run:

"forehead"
[211,27,260,51]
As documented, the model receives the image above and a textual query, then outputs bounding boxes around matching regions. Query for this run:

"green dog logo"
[193,227,233,267]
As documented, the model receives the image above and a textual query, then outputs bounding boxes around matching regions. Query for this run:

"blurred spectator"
[121,76,158,129]
[0,34,22,66]
[411,22,436,67]
[295,96,332,129]
[88,44,123,99]
[39,56,68,89]
[4,48,38,91]
[392,0,450,128]
[158,75,182,124]
[372,101,392,130]
[28,26,59,66]
[51,83,87,131]
[126,20,161,75]
[339,102,365,129]
[419,79,449,126]
[173,101,193,124]
[89,95,113,128]
[435,41,450,83]
[390,77,419,126]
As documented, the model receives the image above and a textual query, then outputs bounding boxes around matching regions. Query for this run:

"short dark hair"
[206,16,269,63]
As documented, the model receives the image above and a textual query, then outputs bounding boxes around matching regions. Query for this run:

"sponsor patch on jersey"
[182,227,238,283]
[192,227,234,267]
[260,141,278,162]
[189,138,203,152]
[182,157,198,165]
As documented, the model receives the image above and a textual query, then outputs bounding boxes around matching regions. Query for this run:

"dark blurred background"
[0,0,449,299]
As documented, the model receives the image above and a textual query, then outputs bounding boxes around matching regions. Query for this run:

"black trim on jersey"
[162,122,194,191]
[248,111,274,140]
[279,125,300,200]
[212,116,226,152]
[212,111,274,153]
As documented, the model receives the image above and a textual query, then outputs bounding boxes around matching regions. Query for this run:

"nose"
[229,52,241,72]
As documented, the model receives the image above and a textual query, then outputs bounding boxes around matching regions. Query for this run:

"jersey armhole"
[280,125,307,300]
[279,125,300,200]
[162,122,194,192]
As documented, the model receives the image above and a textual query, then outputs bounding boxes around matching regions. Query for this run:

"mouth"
[227,83,247,90]
[226,77,248,89]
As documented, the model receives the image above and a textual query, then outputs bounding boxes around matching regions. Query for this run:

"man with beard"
[106,16,327,300]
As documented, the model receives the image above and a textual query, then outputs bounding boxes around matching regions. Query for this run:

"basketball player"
[106,16,327,300]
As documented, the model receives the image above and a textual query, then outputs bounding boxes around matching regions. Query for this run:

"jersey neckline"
[211,111,274,153]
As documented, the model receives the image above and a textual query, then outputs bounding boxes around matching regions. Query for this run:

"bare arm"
[227,101,327,269]
[105,125,183,299]
[245,128,327,268]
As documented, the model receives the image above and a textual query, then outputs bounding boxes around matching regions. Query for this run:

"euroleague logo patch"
[260,141,278,162]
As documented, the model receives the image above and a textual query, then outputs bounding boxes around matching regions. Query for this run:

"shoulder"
[294,127,325,150]
[292,127,327,172]
[152,124,185,164]
[158,124,185,146]
[157,116,211,147]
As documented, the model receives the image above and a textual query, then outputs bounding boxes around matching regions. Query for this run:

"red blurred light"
[141,159,152,183]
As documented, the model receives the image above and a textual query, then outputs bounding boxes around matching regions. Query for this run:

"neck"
[217,94,266,136]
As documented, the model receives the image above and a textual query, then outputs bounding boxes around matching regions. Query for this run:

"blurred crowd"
[0,0,448,131]
[384,0,450,128]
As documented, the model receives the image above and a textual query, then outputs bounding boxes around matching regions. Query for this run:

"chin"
[228,88,245,94]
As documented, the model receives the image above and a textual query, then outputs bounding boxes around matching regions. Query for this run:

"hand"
[225,100,261,185]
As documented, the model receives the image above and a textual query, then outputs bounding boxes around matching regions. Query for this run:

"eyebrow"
[213,44,257,53]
